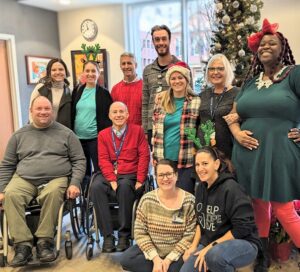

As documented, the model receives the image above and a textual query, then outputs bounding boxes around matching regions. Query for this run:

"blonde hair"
[205,54,235,88]
[161,84,195,114]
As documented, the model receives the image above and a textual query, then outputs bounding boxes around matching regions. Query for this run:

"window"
[126,0,214,90]
[126,0,182,72]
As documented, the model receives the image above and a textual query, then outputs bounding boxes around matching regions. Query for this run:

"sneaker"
[102,235,116,253]
[11,244,32,267]
[36,239,56,262]
[116,236,130,252]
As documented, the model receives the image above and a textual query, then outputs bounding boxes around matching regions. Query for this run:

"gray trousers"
[3,174,68,247]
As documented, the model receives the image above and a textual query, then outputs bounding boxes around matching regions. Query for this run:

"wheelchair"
[83,172,155,260]
[0,196,82,267]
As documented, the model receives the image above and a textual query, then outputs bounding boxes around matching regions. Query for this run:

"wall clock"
[80,19,98,41]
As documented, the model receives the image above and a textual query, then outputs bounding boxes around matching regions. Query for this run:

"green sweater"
[134,189,196,261]
[0,122,86,192]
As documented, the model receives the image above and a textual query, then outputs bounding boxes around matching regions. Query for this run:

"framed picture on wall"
[25,55,53,84]
[71,49,108,89]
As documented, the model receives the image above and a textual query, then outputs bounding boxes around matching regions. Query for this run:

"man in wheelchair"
[0,96,86,267]
[90,101,149,253]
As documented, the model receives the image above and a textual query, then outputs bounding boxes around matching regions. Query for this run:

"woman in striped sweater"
[120,159,196,272]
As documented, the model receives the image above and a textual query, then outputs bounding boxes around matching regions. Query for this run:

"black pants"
[120,245,184,272]
[90,173,138,238]
[80,138,99,177]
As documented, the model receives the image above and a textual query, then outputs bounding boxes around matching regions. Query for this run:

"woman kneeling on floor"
[180,147,261,272]
[120,159,196,272]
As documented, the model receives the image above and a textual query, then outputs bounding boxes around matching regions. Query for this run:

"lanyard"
[111,126,128,161]
[209,87,227,120]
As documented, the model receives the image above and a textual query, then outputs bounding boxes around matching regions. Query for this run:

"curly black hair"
[244,32,295,84]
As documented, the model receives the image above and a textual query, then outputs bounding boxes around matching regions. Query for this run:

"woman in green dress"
[226,19,300,271]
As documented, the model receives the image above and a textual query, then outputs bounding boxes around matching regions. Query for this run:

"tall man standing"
[142,25,181,146]
[111,52,142,126]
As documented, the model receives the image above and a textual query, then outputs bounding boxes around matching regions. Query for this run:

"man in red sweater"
[111,52,142,126]
[90,101,149,252]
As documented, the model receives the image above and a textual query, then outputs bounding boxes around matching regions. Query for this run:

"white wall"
[261,0,300,63]
[58,4,125,89]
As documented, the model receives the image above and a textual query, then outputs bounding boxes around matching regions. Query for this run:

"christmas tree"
[210,0,263,86]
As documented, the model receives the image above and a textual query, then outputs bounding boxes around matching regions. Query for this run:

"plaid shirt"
[142,56,181,132]
[152,95,201,168]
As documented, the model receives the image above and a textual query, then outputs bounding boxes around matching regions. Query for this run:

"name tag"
[172,214,184,224]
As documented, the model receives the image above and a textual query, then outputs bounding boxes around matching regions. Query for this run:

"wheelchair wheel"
[65,240,73,260]
[86,242,94,261]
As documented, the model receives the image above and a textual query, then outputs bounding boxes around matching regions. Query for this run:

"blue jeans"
[180,240,258,272]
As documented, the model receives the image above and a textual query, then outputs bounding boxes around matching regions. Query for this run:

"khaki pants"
[3,174,68,246]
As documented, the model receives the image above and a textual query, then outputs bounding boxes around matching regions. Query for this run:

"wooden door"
[0,40,14,160]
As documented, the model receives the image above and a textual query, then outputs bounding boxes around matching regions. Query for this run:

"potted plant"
[269,220,293,262]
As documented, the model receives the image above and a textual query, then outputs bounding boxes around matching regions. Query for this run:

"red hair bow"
[247,19,279,52]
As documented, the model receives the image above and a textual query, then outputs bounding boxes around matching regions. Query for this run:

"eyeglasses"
[208,67,225,72]
[157,172,175,179]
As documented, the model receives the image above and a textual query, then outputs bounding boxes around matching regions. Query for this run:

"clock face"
[81,19,98,41]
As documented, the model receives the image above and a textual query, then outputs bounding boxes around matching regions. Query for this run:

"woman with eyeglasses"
[120,159,196,272]
[29,58,72,128]
[152,62,201,194]
[180,147,260,272]
[198,54,239,159]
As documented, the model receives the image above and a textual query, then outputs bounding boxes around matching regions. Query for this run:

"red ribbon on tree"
[247,19,279,52]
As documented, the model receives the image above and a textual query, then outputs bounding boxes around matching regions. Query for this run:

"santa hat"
[166,61,191,85]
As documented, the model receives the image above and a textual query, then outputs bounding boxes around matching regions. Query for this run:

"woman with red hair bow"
[225,19,300,271]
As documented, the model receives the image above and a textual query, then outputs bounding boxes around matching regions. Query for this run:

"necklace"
[256,66,287,90]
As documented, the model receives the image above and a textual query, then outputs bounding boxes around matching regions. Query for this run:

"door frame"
[0,33,22,130]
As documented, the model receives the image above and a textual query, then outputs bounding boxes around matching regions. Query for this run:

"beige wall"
[262,0,300,63]
[58,4,125,89]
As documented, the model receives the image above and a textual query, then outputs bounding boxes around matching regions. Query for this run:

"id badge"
[172,214,184,224]
[113,161,118,175]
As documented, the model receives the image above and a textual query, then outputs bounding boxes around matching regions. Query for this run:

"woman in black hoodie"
[180,146,261,272]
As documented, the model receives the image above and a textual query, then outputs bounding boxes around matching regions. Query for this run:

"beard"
[155,45,170,57]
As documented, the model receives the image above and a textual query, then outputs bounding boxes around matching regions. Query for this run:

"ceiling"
[17,0,148,11]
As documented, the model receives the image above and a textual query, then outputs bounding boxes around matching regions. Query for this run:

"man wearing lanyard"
[90,102,150,253]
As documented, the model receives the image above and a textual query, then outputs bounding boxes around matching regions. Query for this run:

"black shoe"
[254,238,270,272]
[11,244,32,267]
[102,235,116,253]
[116,236,130,252]
[36,239,56,262]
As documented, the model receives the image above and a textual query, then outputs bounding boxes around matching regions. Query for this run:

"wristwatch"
[212,241,218,246]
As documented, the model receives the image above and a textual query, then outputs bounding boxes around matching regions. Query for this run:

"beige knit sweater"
[134,188,196,261]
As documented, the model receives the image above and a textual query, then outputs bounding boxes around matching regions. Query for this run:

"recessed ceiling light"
[59,0,71,5]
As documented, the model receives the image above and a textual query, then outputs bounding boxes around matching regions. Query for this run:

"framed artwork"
[25,55,53,84]
[71,49,108,89]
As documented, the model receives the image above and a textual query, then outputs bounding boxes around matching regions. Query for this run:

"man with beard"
[111,52,142,126]
[142,25,181,147]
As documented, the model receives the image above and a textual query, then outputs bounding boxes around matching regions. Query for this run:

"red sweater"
[111,79,143,125]
[98,124,149,182]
